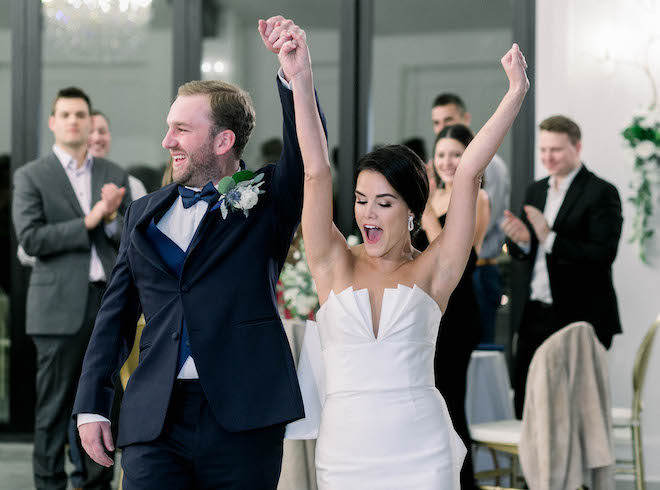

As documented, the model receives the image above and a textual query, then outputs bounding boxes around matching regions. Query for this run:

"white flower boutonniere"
[212,170,266,219]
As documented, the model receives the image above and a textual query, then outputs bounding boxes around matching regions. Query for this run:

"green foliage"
[622,113,660,263]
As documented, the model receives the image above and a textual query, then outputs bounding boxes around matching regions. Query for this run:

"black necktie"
[178,181,219,209]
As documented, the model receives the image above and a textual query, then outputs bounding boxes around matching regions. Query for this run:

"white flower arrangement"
[212,170,265,219]
[622,111,660,262]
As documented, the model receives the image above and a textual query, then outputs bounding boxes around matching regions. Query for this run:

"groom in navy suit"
[73,16,324,488]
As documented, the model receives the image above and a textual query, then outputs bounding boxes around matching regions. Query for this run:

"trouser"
[472,264,502,344]
[121,380,286,490]
[32,281,114,490]
[513,299,562,419]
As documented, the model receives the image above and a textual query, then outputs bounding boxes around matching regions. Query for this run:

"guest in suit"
[73,16,325,489]
[11,86,131,490]
[432,93,511,344]
[500,115,623,418]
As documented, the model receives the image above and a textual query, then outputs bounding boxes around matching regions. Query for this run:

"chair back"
[631,315,660,418]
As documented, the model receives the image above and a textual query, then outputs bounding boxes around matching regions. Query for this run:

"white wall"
[372,29,512,164]
[536,0,660,481]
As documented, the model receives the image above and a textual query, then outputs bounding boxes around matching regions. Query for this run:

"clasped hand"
[84,183,126,230]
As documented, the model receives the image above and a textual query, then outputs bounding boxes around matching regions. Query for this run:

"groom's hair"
[177,80,256,159]
[539,115,581,146]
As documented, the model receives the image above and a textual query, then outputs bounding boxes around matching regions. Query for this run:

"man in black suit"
[501,115,622,418]
[73,16,324,489]
[12,87,131,489]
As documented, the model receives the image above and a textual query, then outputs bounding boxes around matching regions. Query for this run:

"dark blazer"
[73,81,325,448]
[12,153,131,335]
[508,165,623,346]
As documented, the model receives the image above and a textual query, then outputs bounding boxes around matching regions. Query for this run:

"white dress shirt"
[52,145,118,282]
[529,164,581,304]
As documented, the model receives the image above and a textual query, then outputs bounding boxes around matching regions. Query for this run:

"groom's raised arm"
[258,16,327,225]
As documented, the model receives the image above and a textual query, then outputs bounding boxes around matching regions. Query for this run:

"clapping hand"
[501,43,530,94]
[523,205,551,243]
[100,183,126,216]
[258,16,309,83]
[500,210,531,245]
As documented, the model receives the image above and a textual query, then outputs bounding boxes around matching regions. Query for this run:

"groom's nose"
[162,129,176,150]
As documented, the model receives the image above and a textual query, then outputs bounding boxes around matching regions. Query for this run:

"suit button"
[172,332,180,341]
[181,284,190,293]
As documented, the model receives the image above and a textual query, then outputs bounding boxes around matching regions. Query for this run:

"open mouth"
[364,225,383,244]
[172,154,187,167]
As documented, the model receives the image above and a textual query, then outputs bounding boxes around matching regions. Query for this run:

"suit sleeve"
[73,202,142,418]
[106,170,132,248]
[550,182,622,266]
[12,166,91,257]
[270,76,327,225]
[506,184,538,261]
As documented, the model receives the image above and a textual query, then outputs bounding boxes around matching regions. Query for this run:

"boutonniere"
[212,169,266,219]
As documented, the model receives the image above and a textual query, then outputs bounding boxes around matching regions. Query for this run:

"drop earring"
[408,215,414,232]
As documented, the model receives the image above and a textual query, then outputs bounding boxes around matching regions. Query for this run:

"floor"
[0,440,651,490]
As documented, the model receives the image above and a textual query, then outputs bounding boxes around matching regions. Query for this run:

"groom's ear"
[214,129,236,156]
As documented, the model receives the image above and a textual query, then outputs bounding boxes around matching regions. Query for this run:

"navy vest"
[145,218,192,374]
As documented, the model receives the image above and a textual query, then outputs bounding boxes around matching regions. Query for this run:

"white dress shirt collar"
[548,163,581,193]
[52,144,93,173]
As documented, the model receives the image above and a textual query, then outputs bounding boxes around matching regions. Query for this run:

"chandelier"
[41,0,154,62]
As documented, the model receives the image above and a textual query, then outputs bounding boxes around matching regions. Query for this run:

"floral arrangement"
[622,111,660,262]
[213,170,265,219]
[277,232,361,320]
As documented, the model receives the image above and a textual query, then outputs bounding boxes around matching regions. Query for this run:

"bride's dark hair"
[355,144,429,234]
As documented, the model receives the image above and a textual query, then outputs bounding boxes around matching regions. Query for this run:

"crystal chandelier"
[41,0,154,62]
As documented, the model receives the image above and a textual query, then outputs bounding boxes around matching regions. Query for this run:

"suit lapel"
[532,178,549,211]
[553,165,589,230]
[46,153,84,217]
[91,157,106,204]
[130,185,181,278]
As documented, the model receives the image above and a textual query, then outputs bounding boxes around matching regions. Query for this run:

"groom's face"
[163,94,219,187]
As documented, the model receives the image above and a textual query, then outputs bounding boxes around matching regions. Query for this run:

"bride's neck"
[364,240,414,272]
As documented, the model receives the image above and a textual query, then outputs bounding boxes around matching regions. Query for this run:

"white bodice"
[316,284,442,395]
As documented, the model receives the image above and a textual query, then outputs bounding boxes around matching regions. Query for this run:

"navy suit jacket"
[73,80,325,448]
[507,164,623,347]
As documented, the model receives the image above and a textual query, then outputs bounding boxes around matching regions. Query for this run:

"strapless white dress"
[286,284,466,490]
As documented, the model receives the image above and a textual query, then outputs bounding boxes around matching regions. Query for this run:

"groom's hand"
[258,16,307,82]
[79,421,114,467]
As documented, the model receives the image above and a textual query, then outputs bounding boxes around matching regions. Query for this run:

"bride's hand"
[501,43,529,94]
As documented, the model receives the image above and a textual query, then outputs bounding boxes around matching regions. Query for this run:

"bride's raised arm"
[422,44,529,303]
[278,30,350,295]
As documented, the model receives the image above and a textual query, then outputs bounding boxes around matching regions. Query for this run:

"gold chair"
[612,315,660,490]
[470,419,522,488]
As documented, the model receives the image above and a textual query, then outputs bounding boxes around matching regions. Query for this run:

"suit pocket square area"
[233,316,280,329]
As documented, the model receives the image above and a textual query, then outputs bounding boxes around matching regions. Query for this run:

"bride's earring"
[408,215,414,232]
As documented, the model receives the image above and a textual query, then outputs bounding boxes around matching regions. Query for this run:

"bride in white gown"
[277,28,528,490]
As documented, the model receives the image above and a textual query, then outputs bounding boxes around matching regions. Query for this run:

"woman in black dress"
[414,124,490,489]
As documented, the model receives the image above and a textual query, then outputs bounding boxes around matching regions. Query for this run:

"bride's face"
[354,170,411,257]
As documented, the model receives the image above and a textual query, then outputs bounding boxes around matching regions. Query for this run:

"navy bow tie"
[178,182,219,209]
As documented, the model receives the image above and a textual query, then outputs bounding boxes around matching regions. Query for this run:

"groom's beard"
[174,138,219,188]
